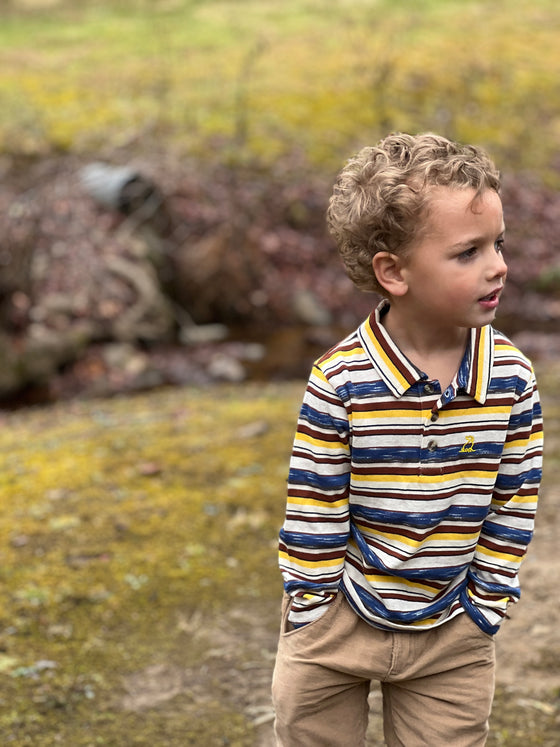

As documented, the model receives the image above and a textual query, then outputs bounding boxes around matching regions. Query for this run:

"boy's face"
[398,186,507,330]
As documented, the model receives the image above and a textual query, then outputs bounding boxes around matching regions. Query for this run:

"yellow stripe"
[510,492,538,504]
[437,405,510,419]
[361,574,445,594]
[351,408,421,420]
[355,524,479,548]
[492,492,537,506]
[476,546,523,563]
[364,320,411,390]
[408,617,442,628]
[279,550,343,569]
[352,469,496,483]
[297,432,348,451]
[287,496,348,508]
[319,346,362,367]
[503,431,543,450]
[474,325,487,402]
[350,405,511,420]
[467,589,510,605]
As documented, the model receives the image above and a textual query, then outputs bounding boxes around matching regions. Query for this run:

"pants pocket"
[280,592,343,639]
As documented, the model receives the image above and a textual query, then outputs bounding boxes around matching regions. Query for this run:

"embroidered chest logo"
[460,435,475,453]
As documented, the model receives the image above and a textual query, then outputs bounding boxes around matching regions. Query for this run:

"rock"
[292,288,332,326]
[179,323,229,345]
[207,353,246,382]
[80,163,145,213]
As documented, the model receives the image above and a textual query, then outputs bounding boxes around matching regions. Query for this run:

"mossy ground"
[0,382,302,745]
[3,0,560,181]
[0,366,559,745]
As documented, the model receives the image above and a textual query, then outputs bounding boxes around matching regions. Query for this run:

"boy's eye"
[458,246,477,261]
[495,238,505,253]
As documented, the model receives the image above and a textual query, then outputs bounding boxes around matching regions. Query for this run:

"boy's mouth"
[478,287,503,308]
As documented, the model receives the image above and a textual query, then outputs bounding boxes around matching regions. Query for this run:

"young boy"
[271,133,543,746]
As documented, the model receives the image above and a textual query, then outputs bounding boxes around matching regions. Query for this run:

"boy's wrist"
[460,589,507,635]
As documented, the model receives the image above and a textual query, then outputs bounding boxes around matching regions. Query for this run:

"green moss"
[2,0,560,178]
[0,382,302,744]
[487,686,560,747]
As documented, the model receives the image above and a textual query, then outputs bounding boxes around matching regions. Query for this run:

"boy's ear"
[372,252,408,297]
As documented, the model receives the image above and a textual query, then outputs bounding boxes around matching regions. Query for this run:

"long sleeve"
[461,370,544,634]
[279,365,351,626]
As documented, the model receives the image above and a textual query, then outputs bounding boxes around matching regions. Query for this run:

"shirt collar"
[358,300,494,403]
[463,324,494,404]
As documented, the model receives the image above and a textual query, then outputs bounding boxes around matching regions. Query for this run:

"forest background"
[0,0,559,745]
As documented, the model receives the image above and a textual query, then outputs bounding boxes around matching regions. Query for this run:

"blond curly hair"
[326,132,501,294]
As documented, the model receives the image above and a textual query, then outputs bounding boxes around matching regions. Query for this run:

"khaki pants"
[271,593,495,746]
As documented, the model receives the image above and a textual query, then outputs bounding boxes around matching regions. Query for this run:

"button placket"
[419,380,442,466]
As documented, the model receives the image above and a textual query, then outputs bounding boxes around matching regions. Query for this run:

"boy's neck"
[381,302,469,387]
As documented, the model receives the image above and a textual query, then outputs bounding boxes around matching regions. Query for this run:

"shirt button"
[424,383,435,394]
[427,440,438,452]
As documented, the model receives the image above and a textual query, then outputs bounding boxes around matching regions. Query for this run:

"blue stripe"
[488,375,528,396]
[352,446,419,463]
[459,591,500,635]
[280,529,349,549]
[289,468,349,490]
[483,521,533,545]
[457,350,470,390]
[351,503,489,529]
[352,442,504,463]
[534,401,543,418]
[495,467,542,491]
[284,580,338,594]
[299,403,348,432]
[508,410,537,430]
[336,380,389,400]
[344,578,464,623]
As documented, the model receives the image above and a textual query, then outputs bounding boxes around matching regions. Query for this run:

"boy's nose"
[489,251,507,280]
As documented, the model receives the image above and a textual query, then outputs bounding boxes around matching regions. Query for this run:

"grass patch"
[488,685,560,747]
[0,382,303,744]
[2,0,560,179]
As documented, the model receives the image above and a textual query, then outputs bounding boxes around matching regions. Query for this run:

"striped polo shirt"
[279,301,543,635]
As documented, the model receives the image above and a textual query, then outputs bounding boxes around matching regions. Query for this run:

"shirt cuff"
[287,592,337,627]
[460,588,514,635]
